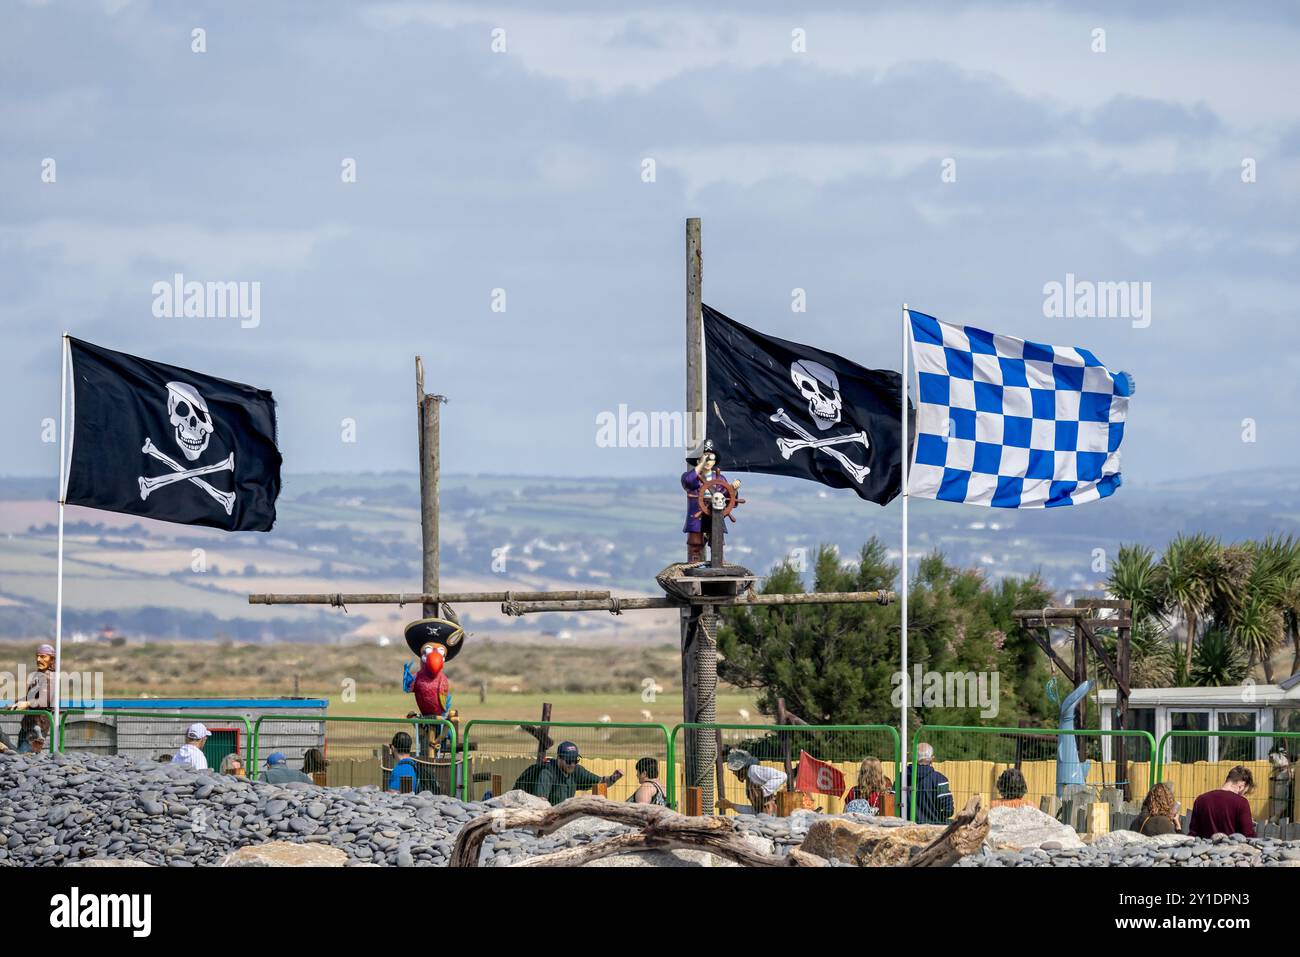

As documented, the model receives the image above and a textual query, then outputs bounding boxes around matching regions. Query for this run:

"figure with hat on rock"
[4,642,57,753]
[402,615,464,757]
[681,439,741,563]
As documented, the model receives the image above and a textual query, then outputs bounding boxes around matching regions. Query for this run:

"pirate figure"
[5,642,55,752]
[681,439,741,563]
[401,616,464,758]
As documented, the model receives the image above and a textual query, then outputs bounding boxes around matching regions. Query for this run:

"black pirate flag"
[703,305,907,505]
[64,338,281,531]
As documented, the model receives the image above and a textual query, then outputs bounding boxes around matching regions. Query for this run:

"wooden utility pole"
[682,216,716,810]
[416,357,446,619]
[686,217,703,447]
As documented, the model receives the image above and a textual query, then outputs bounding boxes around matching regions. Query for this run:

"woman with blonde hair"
[843,757,894,816]
[1132,782,1181,835]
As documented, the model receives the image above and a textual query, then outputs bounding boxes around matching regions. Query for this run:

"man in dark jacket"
[906,742,955,824]
[262,752,313,785]
[529,741,623,805]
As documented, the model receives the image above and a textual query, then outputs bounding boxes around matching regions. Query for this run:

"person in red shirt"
[1186,766,1256,838]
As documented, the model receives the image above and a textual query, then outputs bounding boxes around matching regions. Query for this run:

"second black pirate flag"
[703,305,908,505]
[64,337,282,531]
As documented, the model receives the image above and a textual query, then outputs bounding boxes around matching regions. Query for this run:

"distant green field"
[318,689,761,726]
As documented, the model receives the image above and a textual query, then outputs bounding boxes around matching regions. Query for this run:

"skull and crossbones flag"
[702,305,908,505]
[63,338,282,531]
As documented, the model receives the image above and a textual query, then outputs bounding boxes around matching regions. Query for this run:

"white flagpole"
[54,334,69,750]
[899,303,910,817]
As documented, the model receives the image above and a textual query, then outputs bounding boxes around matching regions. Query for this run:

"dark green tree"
[717,538,1057,731]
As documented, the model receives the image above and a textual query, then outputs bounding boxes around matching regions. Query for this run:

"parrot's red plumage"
[412,644,449,717]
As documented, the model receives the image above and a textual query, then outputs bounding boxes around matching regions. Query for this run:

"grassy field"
[0,640,763,726]
[324,689,761,725]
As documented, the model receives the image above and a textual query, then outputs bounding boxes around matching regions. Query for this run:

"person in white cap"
[721,748,787,815]
[171,723,212,770]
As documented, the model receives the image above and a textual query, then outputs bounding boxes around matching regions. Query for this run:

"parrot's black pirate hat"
[403,617,465,661]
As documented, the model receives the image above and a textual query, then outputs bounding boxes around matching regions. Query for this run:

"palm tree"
[1191,628,1248,686]
[1107,544,1176,688]
[1256,536,1300,677]
[1158,533,1218,674]
[1098,618,1176,688]
[1239,536,1299,680]
[1108,543,1165,625]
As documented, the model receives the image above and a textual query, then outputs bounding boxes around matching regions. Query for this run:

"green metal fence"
[1155,730,1300,828]
[56,709,254,771]
[908,725,1157,826]
[461,719,671,804]
[671,723,901,816]
[250,714,457,793]
[0,708,54,753]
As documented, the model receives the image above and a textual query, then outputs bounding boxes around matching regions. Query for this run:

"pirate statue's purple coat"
[681,439,741,563]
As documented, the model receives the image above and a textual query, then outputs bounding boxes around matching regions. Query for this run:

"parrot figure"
[404,641,450,719]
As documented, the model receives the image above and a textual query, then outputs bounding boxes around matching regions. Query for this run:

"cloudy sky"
[3,1,1298,487]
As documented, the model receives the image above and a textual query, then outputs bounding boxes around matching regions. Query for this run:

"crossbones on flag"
[64,338,282,531]
[702,305,907,505]
[907,310,1134,508]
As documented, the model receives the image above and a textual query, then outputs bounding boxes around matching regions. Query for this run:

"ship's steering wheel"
[693,477,745,524]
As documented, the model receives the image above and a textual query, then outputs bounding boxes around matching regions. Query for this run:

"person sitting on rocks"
[1187,766,1256,838]
[627,757,667,805]
[302,748,329,779]
[905,742,954,824]
[528,741,623,805]
[387,732,420,792]
[1132,782,1181,836]
[262,751,312,785]
[170,723,212,771]
[220,753,246,777]
[990,768,1034,809]
[843,756,894,816]
[720,748,786,816]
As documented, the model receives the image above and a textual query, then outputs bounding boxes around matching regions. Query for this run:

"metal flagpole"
[899,303,910,817]
[54,334,69,750]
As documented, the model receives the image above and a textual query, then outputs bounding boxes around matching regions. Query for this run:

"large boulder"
[987,805,1083,850]
[221,841,348,867]
[800,817,947,865]
[491,790,551,810]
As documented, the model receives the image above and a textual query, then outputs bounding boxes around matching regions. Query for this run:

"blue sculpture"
[1048,677,1094,796]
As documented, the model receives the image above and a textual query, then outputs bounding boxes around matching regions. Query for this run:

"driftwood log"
[903,796,989,866]
[450,796,817,867]
[449,794,988,867]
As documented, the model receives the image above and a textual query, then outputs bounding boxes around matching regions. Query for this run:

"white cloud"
[10,222,348,276]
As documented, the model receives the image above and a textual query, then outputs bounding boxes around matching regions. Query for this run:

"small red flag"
[795,750,845,796]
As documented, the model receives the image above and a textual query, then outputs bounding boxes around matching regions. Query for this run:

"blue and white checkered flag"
[907,310,1134,508]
